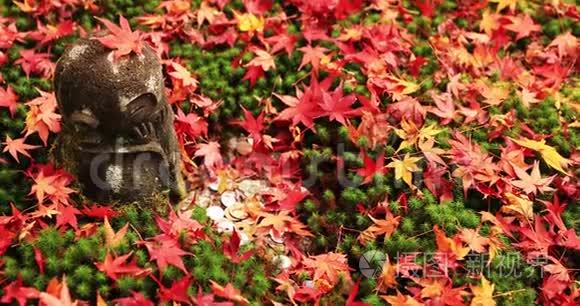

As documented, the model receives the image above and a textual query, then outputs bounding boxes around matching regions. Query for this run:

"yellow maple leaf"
[395,119,443,152]
[501,192,534,220]
[388,154,422,188]
[490,0,518,12]
[386,75,420,95]
[234,11,264,33]
[480,10,499,35]
[511,138,571,174]
[470,275,496,306]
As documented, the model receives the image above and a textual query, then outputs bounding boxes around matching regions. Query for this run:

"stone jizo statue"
[53,38,185,205]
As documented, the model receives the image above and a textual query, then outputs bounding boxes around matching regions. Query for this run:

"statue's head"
[54,38,184,204]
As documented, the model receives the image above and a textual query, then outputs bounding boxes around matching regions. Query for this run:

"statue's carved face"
[54,39,183,203]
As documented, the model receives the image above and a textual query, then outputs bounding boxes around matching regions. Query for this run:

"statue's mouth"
[76,140,172,201]
[78,141,165,156]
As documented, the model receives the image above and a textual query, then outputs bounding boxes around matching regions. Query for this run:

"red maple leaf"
[510,161,555,196]
[242,65,264,87]
[424,162,454,203]
[274,77,332,129]
[346,281,371,306]
[356,152,386,185]
[0,85,18,117]
[93,16,143,60]
[14,49,54,78]
[2,135,39,163]
[318,84,359,125]
[223,230,253,264]
[232,107,265,144]
[277,185,309,211]
[174,108,208,139]
[34,247,45,274]
[95,252,151,281]
[155,275,193,304]
[29,20,75,46]
[113,291,155,306]
[192,287,235,306]
[265,31,297,55]
[155,208,205,243]
[0,277,40,306]
[335,0,364,19]
[29,168,75,206]
[80,204,119,219]
[298,45,328,71]
[413,0,441,17]
[55,204,81,230]
[141,237,191,273]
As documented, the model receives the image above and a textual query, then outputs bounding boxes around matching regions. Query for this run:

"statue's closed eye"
[70,111,99,129]
[127,93,158,122]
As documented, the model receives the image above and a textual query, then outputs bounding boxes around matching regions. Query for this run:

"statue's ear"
[127,93,158,122]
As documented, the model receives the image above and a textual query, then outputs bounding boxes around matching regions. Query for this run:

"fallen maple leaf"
[359,212,401,245]
[346,281,371,306]
[112,291,155,306]
[511,138,571,174]
[459,228,489,253]
[2,135,39,163]
[38,275,78,306]
[141,237,191,273]
[548,31,577,58]
[155,275,193,304]
[223,230,253,264]
[434,225,470,260]
[93,16,143,60]
[0,85,18,117]
[0,277,39,306]
[298,45,329,71]
[245,48,276,71]
[95,252,151,280]
[302,252,351,285]
[470,275,496,306]
[357,151,387,185]
[504,14,541,40]
[490,0,517,12]
[501,192,534,221]
[24,90,61,146]
[103,216,129,248]
[510,161,555,195]
[381,291,423,306]
[234,11,264,33]
[387,154,422,189]
[194,141,223,171]
[210,281,249,306]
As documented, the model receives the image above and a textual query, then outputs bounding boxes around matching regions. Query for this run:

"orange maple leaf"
[103,217,129,248]
[302,252,351,285]
[2,135,39,163]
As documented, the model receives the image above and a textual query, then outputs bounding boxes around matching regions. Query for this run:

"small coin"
[216,219,234,233]
[220,191,237,207]
[206,206,224,221]
[226,205,248,221]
